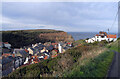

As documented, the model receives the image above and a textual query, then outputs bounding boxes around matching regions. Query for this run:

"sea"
[67,32,119,41]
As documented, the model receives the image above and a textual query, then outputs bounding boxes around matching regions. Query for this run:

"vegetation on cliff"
[2,29,74,48]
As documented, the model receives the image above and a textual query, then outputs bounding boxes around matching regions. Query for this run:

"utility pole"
[108,28,109,34]
[108,28,109,42]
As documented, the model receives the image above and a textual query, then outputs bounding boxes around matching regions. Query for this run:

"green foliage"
[117,37,120,40]
[65,50,114,77]
[106,39,120,52]
[87,40,108,47]
[74,39,86,46]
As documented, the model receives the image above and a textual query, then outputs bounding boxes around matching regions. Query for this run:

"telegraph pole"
[108,28,109,42]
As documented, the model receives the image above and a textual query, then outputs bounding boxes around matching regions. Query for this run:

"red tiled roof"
[78,44,82,46]
[24,49,29,53]
[107,34,117,38]
[44,55,48,60]
[33,56,40,63]
[2,53,11,57]
[4,42,9,44]
[99,31,107,35]
[52,54,57,58]
[52,43,58,45]
[67,42,71,45]
[96,34,99,36]
[12,54,15,57]
[54,49,58,52]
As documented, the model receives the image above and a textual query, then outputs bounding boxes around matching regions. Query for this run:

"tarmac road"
[107,51,120,78]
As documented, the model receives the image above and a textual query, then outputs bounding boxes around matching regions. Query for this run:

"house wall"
[14,57,24,69]
[27,48,34,55]
[24,57,29,64]
[109,38,117,42]
[86,35,117,43]
[95,36,107,41]
[4,44,11,49]
[58,44,62,53]
[15,59,19,68]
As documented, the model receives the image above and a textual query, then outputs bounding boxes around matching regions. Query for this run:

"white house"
[85,31,117,43]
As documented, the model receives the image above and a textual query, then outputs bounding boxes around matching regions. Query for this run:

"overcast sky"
[1,2,118,32]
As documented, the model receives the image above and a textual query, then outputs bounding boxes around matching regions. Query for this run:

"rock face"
[39,32,74,42]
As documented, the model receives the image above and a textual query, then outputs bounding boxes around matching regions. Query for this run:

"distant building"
[4,42,11,49]
[85,31,117,43]
[0,42,11,49]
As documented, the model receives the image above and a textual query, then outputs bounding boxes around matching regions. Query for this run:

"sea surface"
[67,32,119,41]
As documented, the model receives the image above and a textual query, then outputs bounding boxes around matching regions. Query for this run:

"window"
[97,39,99,41]
[101,36,104,38]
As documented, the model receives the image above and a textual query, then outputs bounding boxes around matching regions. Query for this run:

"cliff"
[2,29,74,48]
[39,32,74,42]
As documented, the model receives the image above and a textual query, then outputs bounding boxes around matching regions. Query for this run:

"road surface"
[107,51,120,78]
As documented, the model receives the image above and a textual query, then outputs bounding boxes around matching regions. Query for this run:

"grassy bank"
[64,50,114,77]
[107,39,120,52]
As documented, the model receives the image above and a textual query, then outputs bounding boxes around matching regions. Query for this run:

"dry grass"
[62,46,108,77]
[78,47,107,66]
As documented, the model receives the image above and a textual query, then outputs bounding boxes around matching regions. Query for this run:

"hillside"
[7,40,116,78]
[2,29,74,48]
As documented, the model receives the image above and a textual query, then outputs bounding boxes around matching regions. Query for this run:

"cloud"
[2,0,119,2]
[2,2,118,32]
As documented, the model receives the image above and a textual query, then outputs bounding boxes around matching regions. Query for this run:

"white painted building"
[24,57,29,64]
[85,31,117,43]
[58,43,62,53]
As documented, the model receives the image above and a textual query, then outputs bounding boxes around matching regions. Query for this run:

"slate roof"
[46,45,54,51]
[2,57,13,65]
[14,49,29,58]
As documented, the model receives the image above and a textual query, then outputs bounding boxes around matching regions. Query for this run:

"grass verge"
[64,50,114,77]
[107,40,120,52]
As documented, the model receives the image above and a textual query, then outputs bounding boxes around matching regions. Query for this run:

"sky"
[1,2,118,32]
